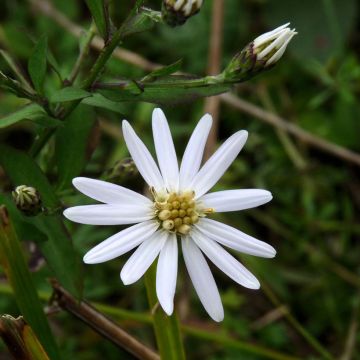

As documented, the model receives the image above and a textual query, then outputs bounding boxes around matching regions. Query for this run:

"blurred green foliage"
[0,0,359,359]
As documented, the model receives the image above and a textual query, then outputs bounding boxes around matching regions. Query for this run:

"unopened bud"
[162,0,203,27]
[223,23,297,81]
[12,185,42,216]
[105,158,138,182]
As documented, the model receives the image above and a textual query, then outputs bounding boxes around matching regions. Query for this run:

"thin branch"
[259,281,335,360]
[68,23,96,84]
[340,294,359,360]
[50,280,160,360]
[203,0,225,160]
[257,84,307,170]
[220,93,360,167]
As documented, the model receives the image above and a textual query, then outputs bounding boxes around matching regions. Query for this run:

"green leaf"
[0,207,60,360]
[55,105,96,190]
[0,144,82,297]
[33,116,62,128]
[82,93,126,113]
[49,87,91,103]
[122,8,160,38]
[143,59,183,81]
[0,104,61,129]
[28,35,48,94]
[85,0,108,39]
[0,104,45,129]
[0,49,33,90]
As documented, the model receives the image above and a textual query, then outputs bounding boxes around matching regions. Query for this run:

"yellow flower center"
[152,188,213,235]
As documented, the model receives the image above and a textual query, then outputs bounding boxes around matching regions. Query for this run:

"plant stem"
[51,279,159,360]
[183,326,300,360]
[68,23,96,84]
[29,1,143,157]
[260,282,335,360]
[0,281,303,360]
[144,262,186,360]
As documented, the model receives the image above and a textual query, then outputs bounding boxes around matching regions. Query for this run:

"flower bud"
[12,185,42,216]
[162,0,203,27]
[104,158,138,183]
[223,23,297,81]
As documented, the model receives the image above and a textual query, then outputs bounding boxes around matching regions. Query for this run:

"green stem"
[29,1,144,158]
[144,262,186,360]
[260,282,335,360]
[68,23,97,84]
[183,326,300,360]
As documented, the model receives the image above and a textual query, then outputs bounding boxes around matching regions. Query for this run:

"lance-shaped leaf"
[82,93,126,114]
[0,49,33,91]
[0,104,44,129]
[28,35,48,94]
[49,87,91,103]
[0,315,50,360]
[141,59,182,81]
[0,207,60,360]
[0,144,82,297]
[55,104,96,190]
[85,0,109,40]
[0,104,60,129]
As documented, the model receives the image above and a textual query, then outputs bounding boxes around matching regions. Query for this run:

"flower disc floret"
[152,188,212,235]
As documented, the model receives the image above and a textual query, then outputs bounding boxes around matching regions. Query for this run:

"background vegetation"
[0,0,359,359]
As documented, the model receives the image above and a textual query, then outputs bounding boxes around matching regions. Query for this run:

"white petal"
[156,233,178,315]
[120,231,167,285]
[190,130,248,198]
[83,221,159,264]
[196,218,276,258]
[152,108,179,191]
[72,177,152,206]
[258,29,290,60]
[122,120,164,190]
[266,31,296,66]
[63,204,153,225]
[179,114,212,190]
[253,23,290,47]
[182,236,224,322]
[200,189,272,212]
[192,230,260,289]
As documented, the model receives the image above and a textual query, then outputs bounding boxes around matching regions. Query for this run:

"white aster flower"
[253,23,297,67]
[63,108,276,322]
